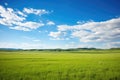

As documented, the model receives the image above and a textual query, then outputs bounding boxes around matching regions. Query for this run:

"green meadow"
[0,50,120,80]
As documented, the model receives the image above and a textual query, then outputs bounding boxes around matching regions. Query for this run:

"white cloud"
[23,8,48,16]
[0,42,43,49]
[0,5,49,31]
[10,21,44,31]
[17,11,27,17]
[49,32,69,41]
[0,6,25,23]
[46,21,55,26]
[38,30,49,33]
[10,26,30,31]
[49,31,62,38]
[49,31,67,40]
[49,18,120,48]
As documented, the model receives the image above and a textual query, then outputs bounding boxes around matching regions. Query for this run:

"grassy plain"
[0,50,120,80]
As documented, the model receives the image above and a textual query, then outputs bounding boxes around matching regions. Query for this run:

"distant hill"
[0,48,22,51]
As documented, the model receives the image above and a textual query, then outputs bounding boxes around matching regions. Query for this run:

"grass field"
[0,50,120,80]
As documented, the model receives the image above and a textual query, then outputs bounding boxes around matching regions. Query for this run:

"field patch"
[0,50,120,80]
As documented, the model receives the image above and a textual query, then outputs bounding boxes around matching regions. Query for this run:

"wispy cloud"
[0,5,49,31]
[46,21,55,26]
[49,31,67,40]
[49,31,63,38]
[49,18,120,48]
[23,8,48,16]
[10,21,44,31]
[0,42,43,49]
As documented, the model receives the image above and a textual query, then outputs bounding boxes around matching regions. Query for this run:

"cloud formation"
[0,42,43,49]
[49,18,120,48]
[49,31,68,40]
[46,21,55,26]
[0,5,49,31]
[23,8,48,16]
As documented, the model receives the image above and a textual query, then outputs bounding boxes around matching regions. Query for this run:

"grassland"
[0,50,120,80]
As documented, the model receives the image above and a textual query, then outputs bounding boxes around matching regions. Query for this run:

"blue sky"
[0,0,120,49]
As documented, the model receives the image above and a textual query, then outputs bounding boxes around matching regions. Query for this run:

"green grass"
[0,50,120,80]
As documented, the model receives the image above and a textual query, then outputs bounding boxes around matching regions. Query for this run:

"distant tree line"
[0,48,120,51]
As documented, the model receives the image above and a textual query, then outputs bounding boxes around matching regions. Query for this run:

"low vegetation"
[0,49,120,80]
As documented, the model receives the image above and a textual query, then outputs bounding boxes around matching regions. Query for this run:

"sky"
[0,0,120,49]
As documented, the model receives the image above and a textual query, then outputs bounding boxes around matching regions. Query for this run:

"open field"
[0,50,120,80]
